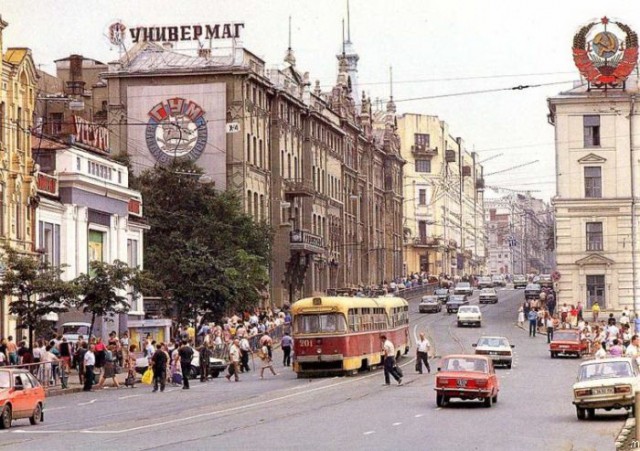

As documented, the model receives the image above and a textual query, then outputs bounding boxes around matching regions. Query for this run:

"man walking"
[415,332,431,374]
[528,308,538,337]
[226,339,241,382]
[198,343,211,382]
[178,341,194,390]
[281,332,293,367]
[545,313,555,343]
[83,344,96,392]
[151,343,168,392]
[239,336,251,373]
[380,335,402,386]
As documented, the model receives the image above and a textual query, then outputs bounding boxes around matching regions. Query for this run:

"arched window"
[254,192,259,218]
[253,137,257,166]
[246,134,251,162]
[287,154,291,179]
[294,156,298,180]
[260,194,265,221]
[247,190,252,215]
[259,139,263,168]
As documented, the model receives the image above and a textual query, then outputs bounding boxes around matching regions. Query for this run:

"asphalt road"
[0,289,625,451]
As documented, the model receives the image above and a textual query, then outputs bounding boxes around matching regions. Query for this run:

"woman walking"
[259,344,278,379]
[96,345,120,389]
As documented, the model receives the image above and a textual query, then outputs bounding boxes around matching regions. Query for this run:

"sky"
[3,0,640,201]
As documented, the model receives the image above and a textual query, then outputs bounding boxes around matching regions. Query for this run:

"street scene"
[1,1,640,450]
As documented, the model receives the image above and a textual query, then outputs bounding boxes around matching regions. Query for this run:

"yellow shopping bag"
[141,367,154,385]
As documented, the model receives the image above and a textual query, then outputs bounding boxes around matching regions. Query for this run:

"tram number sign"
[298,339,313,347]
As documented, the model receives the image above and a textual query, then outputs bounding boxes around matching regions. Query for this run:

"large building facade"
[104,39,404,306]
[0,16,39,337]
[396,114,486,278]
[549,18,640,311]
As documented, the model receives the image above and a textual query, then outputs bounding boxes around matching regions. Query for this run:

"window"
[586,222,603,251]
[586,275,605,308]
[76,157,81,171]
[88,230,105,264]
[418,220,427,241]
[39,221,61,266]
[294,313,347,334]
[584,166,602,198]
[415,159,431,173]
[414,133,430,148]
[127,238,139,268]
[418,189,426,205]
[584,115,601,147]
[49,112,64,135]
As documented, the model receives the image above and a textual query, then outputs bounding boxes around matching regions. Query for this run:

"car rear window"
[0,372,9,389]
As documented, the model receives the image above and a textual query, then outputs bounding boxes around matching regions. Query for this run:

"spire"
[284,15,296,66]
[386,65,396,114]
[347,0,351,43]
[338,1,360,108]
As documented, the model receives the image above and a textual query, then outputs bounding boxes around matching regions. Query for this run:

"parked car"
[512,275,528,289]
[477,276,493,289]
[0,368,45,429]
[479,288,498,304]
[434,288,450,304]
[136,347,228,378]
[473,336,514,368]
[419,295,441,313]
[573,357,640,420]
[550,329,588,358]
[491,275,506,287]
[434,355,499,408]
[524,283,541,300]
[454,282,474,297]
[446,295,469,313]
[457,305,482,327]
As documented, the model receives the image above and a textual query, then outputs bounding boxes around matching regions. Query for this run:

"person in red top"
[94,337,106,369]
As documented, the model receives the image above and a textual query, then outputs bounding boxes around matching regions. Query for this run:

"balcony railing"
[37,172,58,196]
[283,178,315,197]
[413,236,440,247]
[290,230,324,254]
[411,145,437,157]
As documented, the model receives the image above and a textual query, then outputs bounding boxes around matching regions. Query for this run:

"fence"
[3,360,70,389]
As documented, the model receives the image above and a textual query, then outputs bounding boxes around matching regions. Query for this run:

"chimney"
[64,54,85,96]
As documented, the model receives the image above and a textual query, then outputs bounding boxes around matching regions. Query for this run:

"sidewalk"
[46,368,139,397]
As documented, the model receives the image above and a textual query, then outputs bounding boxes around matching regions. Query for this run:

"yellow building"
[0,16,39,337]
[397,113,486,277]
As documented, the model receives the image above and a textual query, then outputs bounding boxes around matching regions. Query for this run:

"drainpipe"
[630,95,639,331]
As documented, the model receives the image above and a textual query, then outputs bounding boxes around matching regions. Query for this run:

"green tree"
[136,161,272,325]
[0,248,77,349]
[73,260,153,338]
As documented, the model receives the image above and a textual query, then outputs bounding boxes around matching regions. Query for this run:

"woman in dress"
[259,344,278,379]
[96,344,120,389]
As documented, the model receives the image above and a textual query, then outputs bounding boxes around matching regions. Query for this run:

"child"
[517,306,525,327]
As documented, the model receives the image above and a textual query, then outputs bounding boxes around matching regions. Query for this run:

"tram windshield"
[293,313,347,334]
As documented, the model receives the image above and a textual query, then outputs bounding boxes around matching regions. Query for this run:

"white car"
[573,357,640,420]
[472,336,514,368]
[457,305,482,327]
[479,288,498,304]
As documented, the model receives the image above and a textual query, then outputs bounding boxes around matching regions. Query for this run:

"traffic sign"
[226,122,240,133]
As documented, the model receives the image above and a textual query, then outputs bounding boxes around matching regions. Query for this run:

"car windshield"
[554,332,578,341]
[481,289,494,294]
[449,296,464,302]
[526,284,541,290]
[458,306,478,313]
[457,283,470,288]
[293,314,347,334]
[0,372,9,389]
[442,358,488,373]
[422,297,437,303]
[477,338,508,347]
[436,289,447,294]
[62,324,90,335]
[578,362,633,381]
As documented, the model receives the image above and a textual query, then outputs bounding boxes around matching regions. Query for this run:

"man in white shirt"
[625,334,640,361]
[380,335,402,386]
[83,344,96,392]
[416,332,431,374]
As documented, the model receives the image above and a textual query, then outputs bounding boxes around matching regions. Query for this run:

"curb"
[45,387,84,397]
[615,417,636,450]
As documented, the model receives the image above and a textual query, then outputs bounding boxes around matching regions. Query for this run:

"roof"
[3,48,28,65]
[441,354,490,360]
[31,135,68,151]
[292,295,407,312]
[53,55,106,65]
[552,76,640,100]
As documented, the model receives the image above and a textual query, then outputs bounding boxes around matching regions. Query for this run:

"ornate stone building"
[103,37,404,306]
[0,16,40,337]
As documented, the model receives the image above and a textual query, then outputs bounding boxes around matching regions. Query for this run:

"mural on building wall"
[127,83,227,189]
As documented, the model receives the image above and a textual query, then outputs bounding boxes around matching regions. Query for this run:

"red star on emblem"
[601,16,610,25]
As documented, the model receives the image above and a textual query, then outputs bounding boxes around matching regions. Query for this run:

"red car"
[0,368,45,429]
[434,355,499,408]
[549,329,588,358]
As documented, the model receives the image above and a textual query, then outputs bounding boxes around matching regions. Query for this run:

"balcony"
[413,236,440,248]
[290,230,324,254]
[37,172,58,196]
[283,178,315,197]
[411,144,437,158]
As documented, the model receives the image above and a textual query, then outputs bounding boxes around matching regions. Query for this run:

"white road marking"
[435,407,442,411]
[392,422,402,426]
[414,414,424,418]
[118,394,142,400]
[77,399,97,406]
[45,406,68,412]
[363,431,376,435]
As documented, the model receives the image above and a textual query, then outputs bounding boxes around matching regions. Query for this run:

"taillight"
[438,378,449,385]
[498,351,511,356]
[615,385,632,394]
[476,379,488,388]
[575,389,591,397]
[475,350,488,355]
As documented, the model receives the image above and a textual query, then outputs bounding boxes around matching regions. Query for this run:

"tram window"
[295,314,347,334]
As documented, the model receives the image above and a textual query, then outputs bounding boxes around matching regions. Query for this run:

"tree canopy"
[135,161,272,325]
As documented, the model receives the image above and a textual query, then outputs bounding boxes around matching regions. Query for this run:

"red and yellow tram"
[292,296,410,376]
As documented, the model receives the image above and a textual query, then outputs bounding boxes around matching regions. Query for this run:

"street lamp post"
[19,282,33,352]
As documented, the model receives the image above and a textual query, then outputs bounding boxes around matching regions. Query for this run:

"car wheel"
[576,406,586,420]
[29,403,43,426]
[190,365,200,379]
[483,396,493,408]
[586,408,595,419]
[211,370,220,378]
[506,362,512,369]
[436,393,444,407]
[550,352,556,359]
[492,393,498,404]
[0,405,11,429]
[457,321,462,327]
